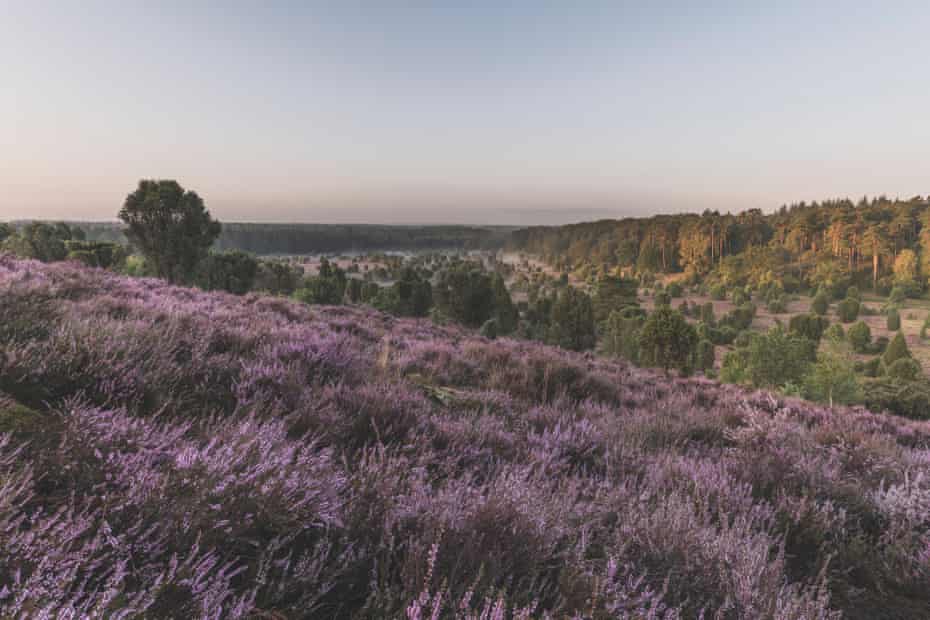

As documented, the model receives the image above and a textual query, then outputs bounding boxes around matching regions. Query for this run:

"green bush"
[480,318,499,340]
[862,377,930,419]
[886,308,901,331]
[695,339,715,371]
[700,302,715,326]
[766,294,788,314]
[848,321,871,353]
[788,313,829,343]
[837,297,860,323]
[889,286,907,304]
[886,358,921,381]
[882,332,911,368]
[846,286,860,301]
[824,323,844,341]
[811,293,829,316]
[710,284,727,301]
[731,287,750,306]
[654,291,671,307]
[666,281,683,298]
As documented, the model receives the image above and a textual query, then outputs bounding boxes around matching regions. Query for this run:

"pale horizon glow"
[4,2,930,225]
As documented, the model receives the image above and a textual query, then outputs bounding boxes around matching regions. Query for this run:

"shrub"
[847,321,871,353]
[695,339,715,371]
[886,308,901,331]
[700,302,715,326]
[480,318,499,339]
[846,285,860,301]
[788,313,829,343]
[710,284,726,300]
[666,281,683,298]
[886,357,921,381]
[722,303,756,331]
[882,332,911,368]
[654,290,671,307]
[731,287,750,306]
[811,293,829,316]
[889,286,907,304]
[824,323,844,341]
[836,297,859,323]
[766,294,788,314]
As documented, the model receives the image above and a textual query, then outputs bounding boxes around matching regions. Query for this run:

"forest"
[510,196,930,295]
[48,221,514,254]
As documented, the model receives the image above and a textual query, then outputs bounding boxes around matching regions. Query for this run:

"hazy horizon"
[5,2,930,225]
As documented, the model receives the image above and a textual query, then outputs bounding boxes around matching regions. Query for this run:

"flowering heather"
[1,256,930,618]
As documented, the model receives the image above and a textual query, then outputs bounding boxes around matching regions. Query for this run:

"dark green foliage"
[434,263,495,327]
[721,303,756,331]
[788,313,829,343]
[886,308,901,331]
[836,297,860,323]
[846,286,860,301]
[64,240,127,269]
[710,284,726,300]
[0,222,11,243]
[824,323,845,341]
[491,273,518,334]
[638,305,698,374]
[479,318,499,339]
[195,250,259,295]
[888,286,907,304]
[119,180,221,283]
[731,287,750,306]
[547,287,596,351]
[254,261,302,296]
[882,332,911,368]
[0,400,44,437]
[374,267,434,318]
[862,377,930,419]
[665,281,683,298]
[294,258,347,305]
[591,274,639,323]
[601,310,643,363]
[695,339,715,372]
[886,357,921,381]
[744,326,816,389]
[699,302,715,325]
[847,321,871,353]
[858,356,882,377]
[733,329,754,348]
[766,294,787,313]
[1,221,76,262]
[811,293,829,316]
[653,291,671,307]
[721,326,815,389]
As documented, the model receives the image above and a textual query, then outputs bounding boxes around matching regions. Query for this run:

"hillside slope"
[1,256,929,619]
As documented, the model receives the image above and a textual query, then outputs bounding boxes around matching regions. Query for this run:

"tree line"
[510,195,930,296]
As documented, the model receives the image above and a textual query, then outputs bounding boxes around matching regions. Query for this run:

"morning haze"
[4,2,930,224]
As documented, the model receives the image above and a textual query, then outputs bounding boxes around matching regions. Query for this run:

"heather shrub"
[1,259,929,619]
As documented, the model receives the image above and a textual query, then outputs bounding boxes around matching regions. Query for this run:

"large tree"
[119,180,221,283]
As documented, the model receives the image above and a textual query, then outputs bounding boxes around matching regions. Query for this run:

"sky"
[3,1,930,226]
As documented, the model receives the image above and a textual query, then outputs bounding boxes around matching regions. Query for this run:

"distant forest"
[509,196,930,292]
[47,221,515,255]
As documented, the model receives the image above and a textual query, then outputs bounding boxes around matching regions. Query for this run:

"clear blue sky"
[3,1,930,225]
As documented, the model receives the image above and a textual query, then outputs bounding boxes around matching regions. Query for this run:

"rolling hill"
[1,256,929,618]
